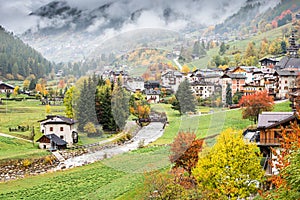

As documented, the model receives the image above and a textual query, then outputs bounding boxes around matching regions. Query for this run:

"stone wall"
[0,155,59,182]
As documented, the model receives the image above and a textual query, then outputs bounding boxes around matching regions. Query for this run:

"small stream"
[57,122,165,169]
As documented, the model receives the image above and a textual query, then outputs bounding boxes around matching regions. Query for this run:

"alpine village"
[1,0,300,199]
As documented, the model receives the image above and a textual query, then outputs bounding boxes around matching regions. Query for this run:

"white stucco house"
[37,115,78,149]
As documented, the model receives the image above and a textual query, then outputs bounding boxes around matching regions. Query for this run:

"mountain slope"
[215,0,300,35]
[0,26,53,80]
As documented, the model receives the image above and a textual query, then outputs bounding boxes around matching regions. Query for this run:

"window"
[60,127,64,131]
[60,136,64,139]
[50,127,53,131]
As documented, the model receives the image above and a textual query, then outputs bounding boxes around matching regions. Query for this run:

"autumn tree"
[64,86,75,118]
[192,128,264,199]
[172,79,196,115]
[262,122,300,199]
[129,92,150,119]
[23,79,30,91]
[181,65,190,75]
[84,122,97,134]
[239,91,274,123]
[13,86,20,96]
[143,170,196,200]
[245,42,257,58]
[169,131,204,176]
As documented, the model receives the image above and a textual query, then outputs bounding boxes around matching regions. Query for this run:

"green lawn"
[0,146,169,200]
[151,101,291,145]
[0,101,292,199]
[0,100,64,139]
[0,100,64,161]
[0,136,49,162]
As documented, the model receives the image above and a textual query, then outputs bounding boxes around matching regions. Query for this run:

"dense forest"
[0,26,53,80]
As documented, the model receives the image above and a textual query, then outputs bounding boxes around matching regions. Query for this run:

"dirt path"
[0,132,31,142]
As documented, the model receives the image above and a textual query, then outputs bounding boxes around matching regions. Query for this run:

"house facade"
[125,77,144,92]
[145,89,161,103]
[38,115,78,148]
[161,70,183,92]
[274,69,298,99]
[221,73,246,103]
[0,81,15,93]
[255,112,297,175]
[190,81,215,99]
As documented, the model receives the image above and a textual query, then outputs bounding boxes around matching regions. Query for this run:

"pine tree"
[226,83,232,106]
[111,79,130,131]
[219,42,226,55]
[76,80,89,131]
[95,84,116,131]
[172,79,196,114]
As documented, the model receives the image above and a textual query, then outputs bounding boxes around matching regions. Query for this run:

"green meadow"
[0,101,291,199]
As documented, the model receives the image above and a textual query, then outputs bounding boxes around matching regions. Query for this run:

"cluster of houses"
[101,31,300,106]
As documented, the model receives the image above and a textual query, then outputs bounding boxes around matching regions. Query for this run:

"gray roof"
[36,134,67,146]
[145,89,161,95]
[190,81,214,86]
[221,73,246,79]
[257,112,294,129]
[204,74,221,78]
[275,70,299,76]
[0,81,15,89]
[275,56,300,70]
[161,70,183,77]
[39,115,77,125]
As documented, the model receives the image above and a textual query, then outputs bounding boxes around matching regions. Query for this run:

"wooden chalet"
[256,112,299,175]
[259,58,279,68]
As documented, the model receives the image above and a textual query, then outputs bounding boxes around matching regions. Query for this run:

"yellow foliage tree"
[181,65,190,74]
[23,79,30,90]
[84,122,96,134]
[13,86,19,96]
[45,105,51,114]
[192,128,264,199]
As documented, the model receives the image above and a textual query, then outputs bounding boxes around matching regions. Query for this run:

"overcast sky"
[0,0,282,35]
[0,0,250,34]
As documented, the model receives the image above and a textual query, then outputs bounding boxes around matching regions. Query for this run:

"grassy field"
[0,100,64,139]
[0,101,291,199]
[0,146,169,200]
[0,136,49,162]
[0,100,64,161]
[151,104,251,145]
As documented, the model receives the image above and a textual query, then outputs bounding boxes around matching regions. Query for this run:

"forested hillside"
[0,26,53,80]
[215,0,300,35]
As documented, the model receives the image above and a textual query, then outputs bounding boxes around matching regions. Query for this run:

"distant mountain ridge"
[0,26,53,80]
[20,0,248,62]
